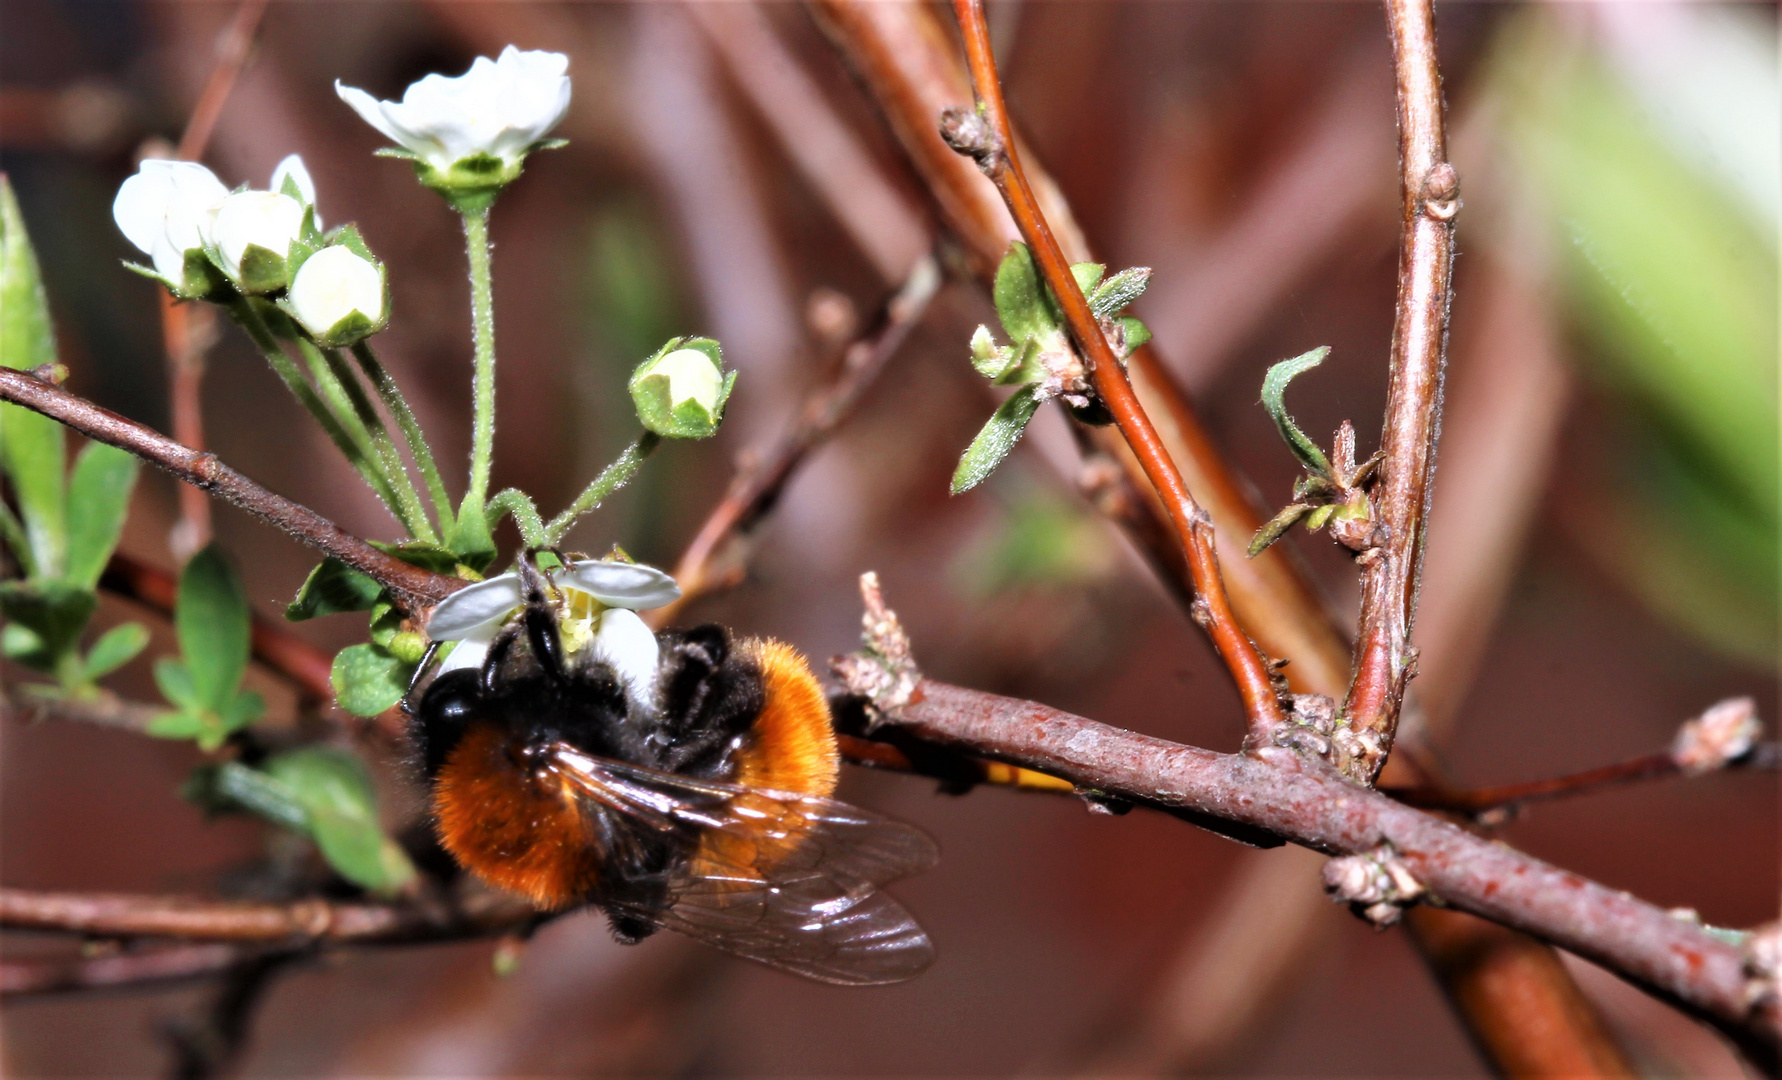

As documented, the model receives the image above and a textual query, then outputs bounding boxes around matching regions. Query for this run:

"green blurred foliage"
[150,545,264,750]
[1490,12,1779,667]
[0,175,144,691]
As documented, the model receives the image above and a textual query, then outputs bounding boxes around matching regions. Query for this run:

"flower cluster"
[113,153,387,344]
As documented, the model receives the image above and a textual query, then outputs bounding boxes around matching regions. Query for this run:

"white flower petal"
[426,573,525,639]
[335,82,411,148]
[433,637,492,675]
[556,560,680,610]
[113,160,226,263]
[590,608,660,704]
[269,153,319,227]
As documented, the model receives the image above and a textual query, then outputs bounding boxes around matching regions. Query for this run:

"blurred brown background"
[2,1,1775,1076]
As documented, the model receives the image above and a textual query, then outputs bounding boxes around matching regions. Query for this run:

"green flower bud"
[628,337,735,439]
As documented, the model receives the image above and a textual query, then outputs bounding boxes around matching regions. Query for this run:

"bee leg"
[524,602,566,682]
[400,641,442,714]
[480,624,522,696]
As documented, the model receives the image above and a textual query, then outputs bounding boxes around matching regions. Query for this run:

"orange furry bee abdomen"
[429,637,837,910]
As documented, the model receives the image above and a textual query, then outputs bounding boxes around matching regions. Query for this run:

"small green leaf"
[1,176,68,580]
[951,384,1045,495]
[0,580,96,675]
[81,622,149,681]
[1261,347,1334,479]
[331,642,410,717]
[153,657,198,709]
[1069,262,1106,296]
[969,325,1014,380]
[1114,316,1151,358]
[1088,267,1153,319]
[265,748,416,894]
[176,545,253,711]
[1248,503,1314,557]
[63,442,138,590]
[286,558,384,621]
[367,599,403,649]
[993,243,1059,344]
[148,707,212,743]
[189,761,309,830]
[447,502,497,570]
[1305,504,1338,531]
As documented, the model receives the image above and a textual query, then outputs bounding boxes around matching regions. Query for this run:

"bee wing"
[550,744,939,986]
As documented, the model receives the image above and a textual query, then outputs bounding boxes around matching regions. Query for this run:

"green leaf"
[1088,267,1153,319]
[185,761,309,831]
[286,558,384,621]
[0,175,68,580]
[148,707,212,743]
[331,642,410,717]
[176,545,253,711]
[62,442,138,590]
[81,621,148,681]
[1261,347,1334,479]
[153,657,198,709]
[1248,503,1314,557]
[951,384,1045,495]
[264,748,416,894]
[1305,504,1338,531]
[1069,262,1106,295]
[0,580,95,675]
[993,243,1060,345]
[367,599,402,649]
[1114,316,1151,358]
[447,503,497,571]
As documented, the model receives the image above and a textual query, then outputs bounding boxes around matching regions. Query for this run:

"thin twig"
[944,0,1286,738]
[1388,744,1777,818]
[1,944,250,997]
[649,255,941,628]
[1342,0,1459,777]
[0,368,462,614]
[0,887,533,945]
[159,0,270,558]
[849,676,1776,1059]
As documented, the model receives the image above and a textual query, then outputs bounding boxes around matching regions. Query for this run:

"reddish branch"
[1343,0,1459,774]
[161,0,270,553]
[856,677,1777,1057]
[0,887,531,946]
[649,256,941,628]
[2,944,248,997]
[0,367,462,614]
[943,0,1286,738]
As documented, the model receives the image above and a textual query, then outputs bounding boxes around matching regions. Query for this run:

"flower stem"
[542,432,661,546]
[315,343,436,543]
[460,205,496,524]
[351,342,454,535]
[485,488,547,549]
[230,301,403,518]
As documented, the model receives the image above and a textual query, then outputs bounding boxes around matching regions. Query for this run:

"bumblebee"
[409,556,936,986]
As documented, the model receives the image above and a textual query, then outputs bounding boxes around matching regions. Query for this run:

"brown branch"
[1,944,250,997]
[0,368,462,615]
[0,887,532,946]
[174,0,267,162]
[1342,0,1459,774]
[101,551,335,703]
[943,0,1285,738]
[858,676,1777,1060]
[159,0,269,558]
[648,256,942,628]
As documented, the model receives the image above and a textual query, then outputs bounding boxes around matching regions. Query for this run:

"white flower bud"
[288,245,385,344]
[335,46,570,196]
[628,339,734,439]
[205,190,305,293]
[112,159,228,292]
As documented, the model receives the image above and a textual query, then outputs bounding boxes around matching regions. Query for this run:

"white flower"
[288,245,385,343]
[335,47,570,175]
[112,159,228,290]
[426,559,681,708]
[269,153,320,226]
[204,190,305,293]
